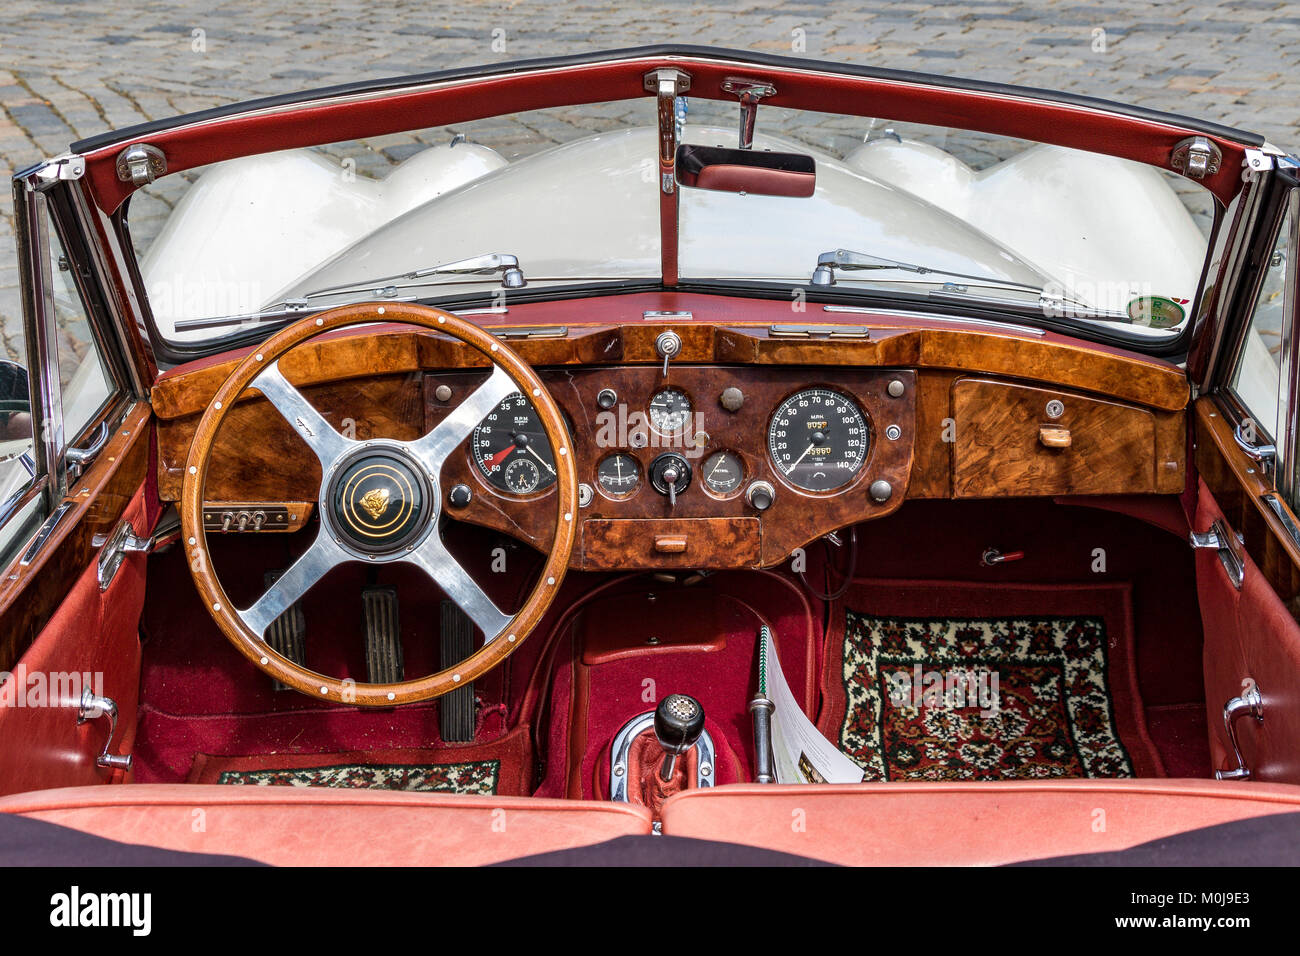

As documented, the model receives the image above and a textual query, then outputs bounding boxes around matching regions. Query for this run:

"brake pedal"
[264,569,306,692]
[440,600,475,742]
[363,586,404,685]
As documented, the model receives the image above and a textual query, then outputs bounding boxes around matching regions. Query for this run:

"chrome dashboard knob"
[746,480,775,511]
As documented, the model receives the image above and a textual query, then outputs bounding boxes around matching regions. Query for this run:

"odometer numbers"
[767,388,869,492]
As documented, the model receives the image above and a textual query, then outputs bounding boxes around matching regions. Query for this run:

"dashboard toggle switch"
[655,330,683,378]
[649,452,692,508]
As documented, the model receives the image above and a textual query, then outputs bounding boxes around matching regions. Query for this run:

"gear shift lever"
[654,694,705,782]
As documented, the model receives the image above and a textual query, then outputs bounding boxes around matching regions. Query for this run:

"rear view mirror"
[675,144,816,198]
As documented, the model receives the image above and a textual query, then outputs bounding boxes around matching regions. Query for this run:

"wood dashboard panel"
[950,378,1183,498]
[149,315,1190,570]
[425,365,916,568]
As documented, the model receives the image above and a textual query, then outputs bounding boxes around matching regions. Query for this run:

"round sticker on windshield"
[1127,295,1186,329]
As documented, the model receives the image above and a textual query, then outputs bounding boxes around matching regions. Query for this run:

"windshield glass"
[128,96,1215,348]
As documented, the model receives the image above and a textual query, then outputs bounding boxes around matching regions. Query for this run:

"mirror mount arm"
[722,77,777,149]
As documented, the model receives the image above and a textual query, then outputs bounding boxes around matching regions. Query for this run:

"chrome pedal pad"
[363,586,404,686]
[439,600,475,742]
[264,569,306,692]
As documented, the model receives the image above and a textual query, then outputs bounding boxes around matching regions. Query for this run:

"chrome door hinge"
[1170,135,1222,180]
[1189,518,1245,589]
[114,142,166,186]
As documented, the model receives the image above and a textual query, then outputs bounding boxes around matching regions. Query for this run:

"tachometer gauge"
[700,450,743,496]
[596,453,641,499]
[767,388,869,492]
[648,387,692,434]
[471,392,557,495]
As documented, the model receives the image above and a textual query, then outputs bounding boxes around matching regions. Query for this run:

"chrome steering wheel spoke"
[410,365,517,474]
[238,531,346,638]
[254,359,354,466]
[404,532,512,643]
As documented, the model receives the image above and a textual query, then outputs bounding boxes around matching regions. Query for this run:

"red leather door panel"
[0,487,148,796]
[1194,479,1300,782]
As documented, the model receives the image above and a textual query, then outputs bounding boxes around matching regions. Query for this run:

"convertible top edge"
[67,44,1264,158]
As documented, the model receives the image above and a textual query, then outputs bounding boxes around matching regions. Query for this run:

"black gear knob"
[654,694,705,781]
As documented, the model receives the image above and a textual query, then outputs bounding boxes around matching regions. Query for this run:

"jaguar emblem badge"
[359,486,391,520]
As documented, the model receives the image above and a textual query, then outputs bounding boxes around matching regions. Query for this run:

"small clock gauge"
[648,387,692,435]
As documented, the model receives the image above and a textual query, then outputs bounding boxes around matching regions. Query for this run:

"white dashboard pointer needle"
[527,445,556,474]
[788,443,816,473]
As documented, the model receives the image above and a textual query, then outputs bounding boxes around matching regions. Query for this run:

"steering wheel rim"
[180,302,578,706]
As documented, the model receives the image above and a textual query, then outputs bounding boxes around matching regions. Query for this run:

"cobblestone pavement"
[3,0,1300,360]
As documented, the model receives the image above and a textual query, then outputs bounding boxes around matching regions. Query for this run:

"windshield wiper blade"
[810,248,1042,292]
[296,252,527,302]
[173,253,529,334]
[808,248,1130,321]
[927,282,1130,322]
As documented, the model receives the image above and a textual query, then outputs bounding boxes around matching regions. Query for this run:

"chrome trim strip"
[63,177,151,397]
[1278,187,1300,502]
[19,500,73,567]
[822,304,1048,336]
[13,180,66,504]
[1262,493,1300,547]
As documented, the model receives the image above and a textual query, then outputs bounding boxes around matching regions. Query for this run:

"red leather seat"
[0,785,652,866]
[658,779,1300,865]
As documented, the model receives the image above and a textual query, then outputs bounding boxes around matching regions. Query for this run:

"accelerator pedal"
[439,600,476,742]
[264,569,306,692]
[363,586,404,685]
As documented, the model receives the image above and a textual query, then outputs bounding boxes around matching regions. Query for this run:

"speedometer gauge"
[471,392,557,495]
[767,388,868,492]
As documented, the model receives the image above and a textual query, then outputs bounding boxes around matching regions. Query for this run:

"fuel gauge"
[701,451,744,497]
[596,453,641,499]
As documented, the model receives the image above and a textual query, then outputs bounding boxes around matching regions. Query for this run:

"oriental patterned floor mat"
[819,581,1164,781]
[186,725,533,795]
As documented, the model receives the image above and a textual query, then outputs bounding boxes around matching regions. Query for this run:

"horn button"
[326,447,433,555]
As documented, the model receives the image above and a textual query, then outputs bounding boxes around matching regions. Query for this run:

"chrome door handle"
[66,421,110,483]
[1216,683,1263,781]
[77,689,132,771]
[1233,421,1276,475]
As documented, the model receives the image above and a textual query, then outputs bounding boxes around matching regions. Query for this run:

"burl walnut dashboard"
[150,305,1190,571]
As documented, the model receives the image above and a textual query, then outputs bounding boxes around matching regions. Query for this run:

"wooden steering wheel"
[180,303,577,706]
